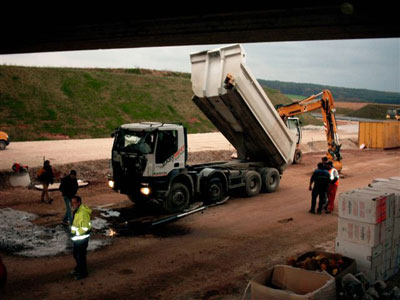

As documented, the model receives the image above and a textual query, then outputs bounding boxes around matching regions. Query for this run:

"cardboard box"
[384,248,392,272]
[335,238,382,270]
[249,265,336,300]
[338,189,388,224]
[394,217,400,240]
[363,187,396,227]
[384,226,394,249]
[337,218,384,247]
[359,188,395,227]
[369,182,400,217]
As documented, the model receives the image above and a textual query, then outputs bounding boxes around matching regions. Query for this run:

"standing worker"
[321,156,329,168]
[70,195,92,280]
[325,161,339,214]
[59,170,78,225]
[37,160,54,204]
[309,163,331,214]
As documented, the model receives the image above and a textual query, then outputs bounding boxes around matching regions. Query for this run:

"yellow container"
[359,121,400,149]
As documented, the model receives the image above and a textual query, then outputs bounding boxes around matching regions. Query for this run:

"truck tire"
[261,168,280,193]
[293,149,302,164]
[0,141,5,150]
[244,171,261,197]
[205,177,225,204]
[164,183,190,213]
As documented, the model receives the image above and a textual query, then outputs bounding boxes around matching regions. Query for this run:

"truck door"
[154,129,185,176]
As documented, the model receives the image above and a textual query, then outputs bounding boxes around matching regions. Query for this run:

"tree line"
[258,80,400,104]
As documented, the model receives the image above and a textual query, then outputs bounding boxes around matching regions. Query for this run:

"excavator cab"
[285,117,303,164]
[285,117,301,145]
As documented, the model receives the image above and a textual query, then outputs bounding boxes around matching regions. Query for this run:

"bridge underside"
[1,4,398,55]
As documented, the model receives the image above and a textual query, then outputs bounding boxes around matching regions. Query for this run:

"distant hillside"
[0,66,319,141]
[259,80,400,105]
[346,104,400,120]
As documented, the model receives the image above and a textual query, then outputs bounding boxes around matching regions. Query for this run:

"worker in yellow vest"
[325,161,339,214]
[70,195,92,280]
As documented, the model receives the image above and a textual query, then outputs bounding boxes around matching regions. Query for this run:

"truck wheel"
[244,171,261,197]
[293,149,302,164]
[0,141,5,150]
[164,183,190,213]
[205,178,225,204]
[262,168,280,193]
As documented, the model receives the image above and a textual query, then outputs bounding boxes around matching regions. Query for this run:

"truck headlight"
[140,186,151,196]
[108,180,115,188]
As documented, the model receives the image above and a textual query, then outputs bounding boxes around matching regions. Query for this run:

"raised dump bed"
[190,44,296,172]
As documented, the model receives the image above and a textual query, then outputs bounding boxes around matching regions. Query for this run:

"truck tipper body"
[190,44,296,172]
[109,44,296,213]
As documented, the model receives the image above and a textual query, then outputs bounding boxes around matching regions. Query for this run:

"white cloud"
[0,39,398,92]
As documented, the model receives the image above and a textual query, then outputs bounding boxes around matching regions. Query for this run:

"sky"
[0,38,399,93]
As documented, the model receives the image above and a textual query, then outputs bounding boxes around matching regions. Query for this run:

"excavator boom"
[277,90,343,172]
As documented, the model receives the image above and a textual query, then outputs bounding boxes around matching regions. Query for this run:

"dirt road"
[0,123,358,171]
[1,147,399,300]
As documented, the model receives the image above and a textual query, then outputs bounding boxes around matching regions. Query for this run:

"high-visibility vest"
[329,168,339,186]
[71,204,92,241]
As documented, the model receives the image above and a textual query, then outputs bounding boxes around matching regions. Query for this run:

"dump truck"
[108,44,297,213]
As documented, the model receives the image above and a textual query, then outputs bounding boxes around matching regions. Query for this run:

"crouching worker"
[70,195,92,280]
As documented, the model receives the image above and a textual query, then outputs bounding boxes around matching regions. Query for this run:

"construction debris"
[340,272,400,300]
[287,251,354,278]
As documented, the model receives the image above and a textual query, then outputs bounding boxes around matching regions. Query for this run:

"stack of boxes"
[335,177,400,282]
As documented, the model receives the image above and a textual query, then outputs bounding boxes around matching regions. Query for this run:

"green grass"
[285,94,306,101]
[0,65,320,141]
[347,104,396,120]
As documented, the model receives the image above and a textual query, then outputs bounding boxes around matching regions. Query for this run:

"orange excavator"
[276,89,343,172]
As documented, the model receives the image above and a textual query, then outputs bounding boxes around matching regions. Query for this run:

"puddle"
[0,208,111,257]
[0,203,203,257]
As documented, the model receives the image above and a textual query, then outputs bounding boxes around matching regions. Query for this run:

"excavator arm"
[277,90,343,172]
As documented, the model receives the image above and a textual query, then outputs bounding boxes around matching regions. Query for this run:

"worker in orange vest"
[325,161,339,213]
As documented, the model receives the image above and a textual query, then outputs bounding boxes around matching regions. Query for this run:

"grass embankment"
[0,66,320,141]
[287,94,400,120]
[346,104,400,120]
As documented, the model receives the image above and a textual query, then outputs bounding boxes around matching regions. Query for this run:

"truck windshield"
[115,129,155,154]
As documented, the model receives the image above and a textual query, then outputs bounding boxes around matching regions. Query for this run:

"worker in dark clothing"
[59,170,78,225]
[309,163,331,214]
[321,156,329,169]
[37,160,54,204]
